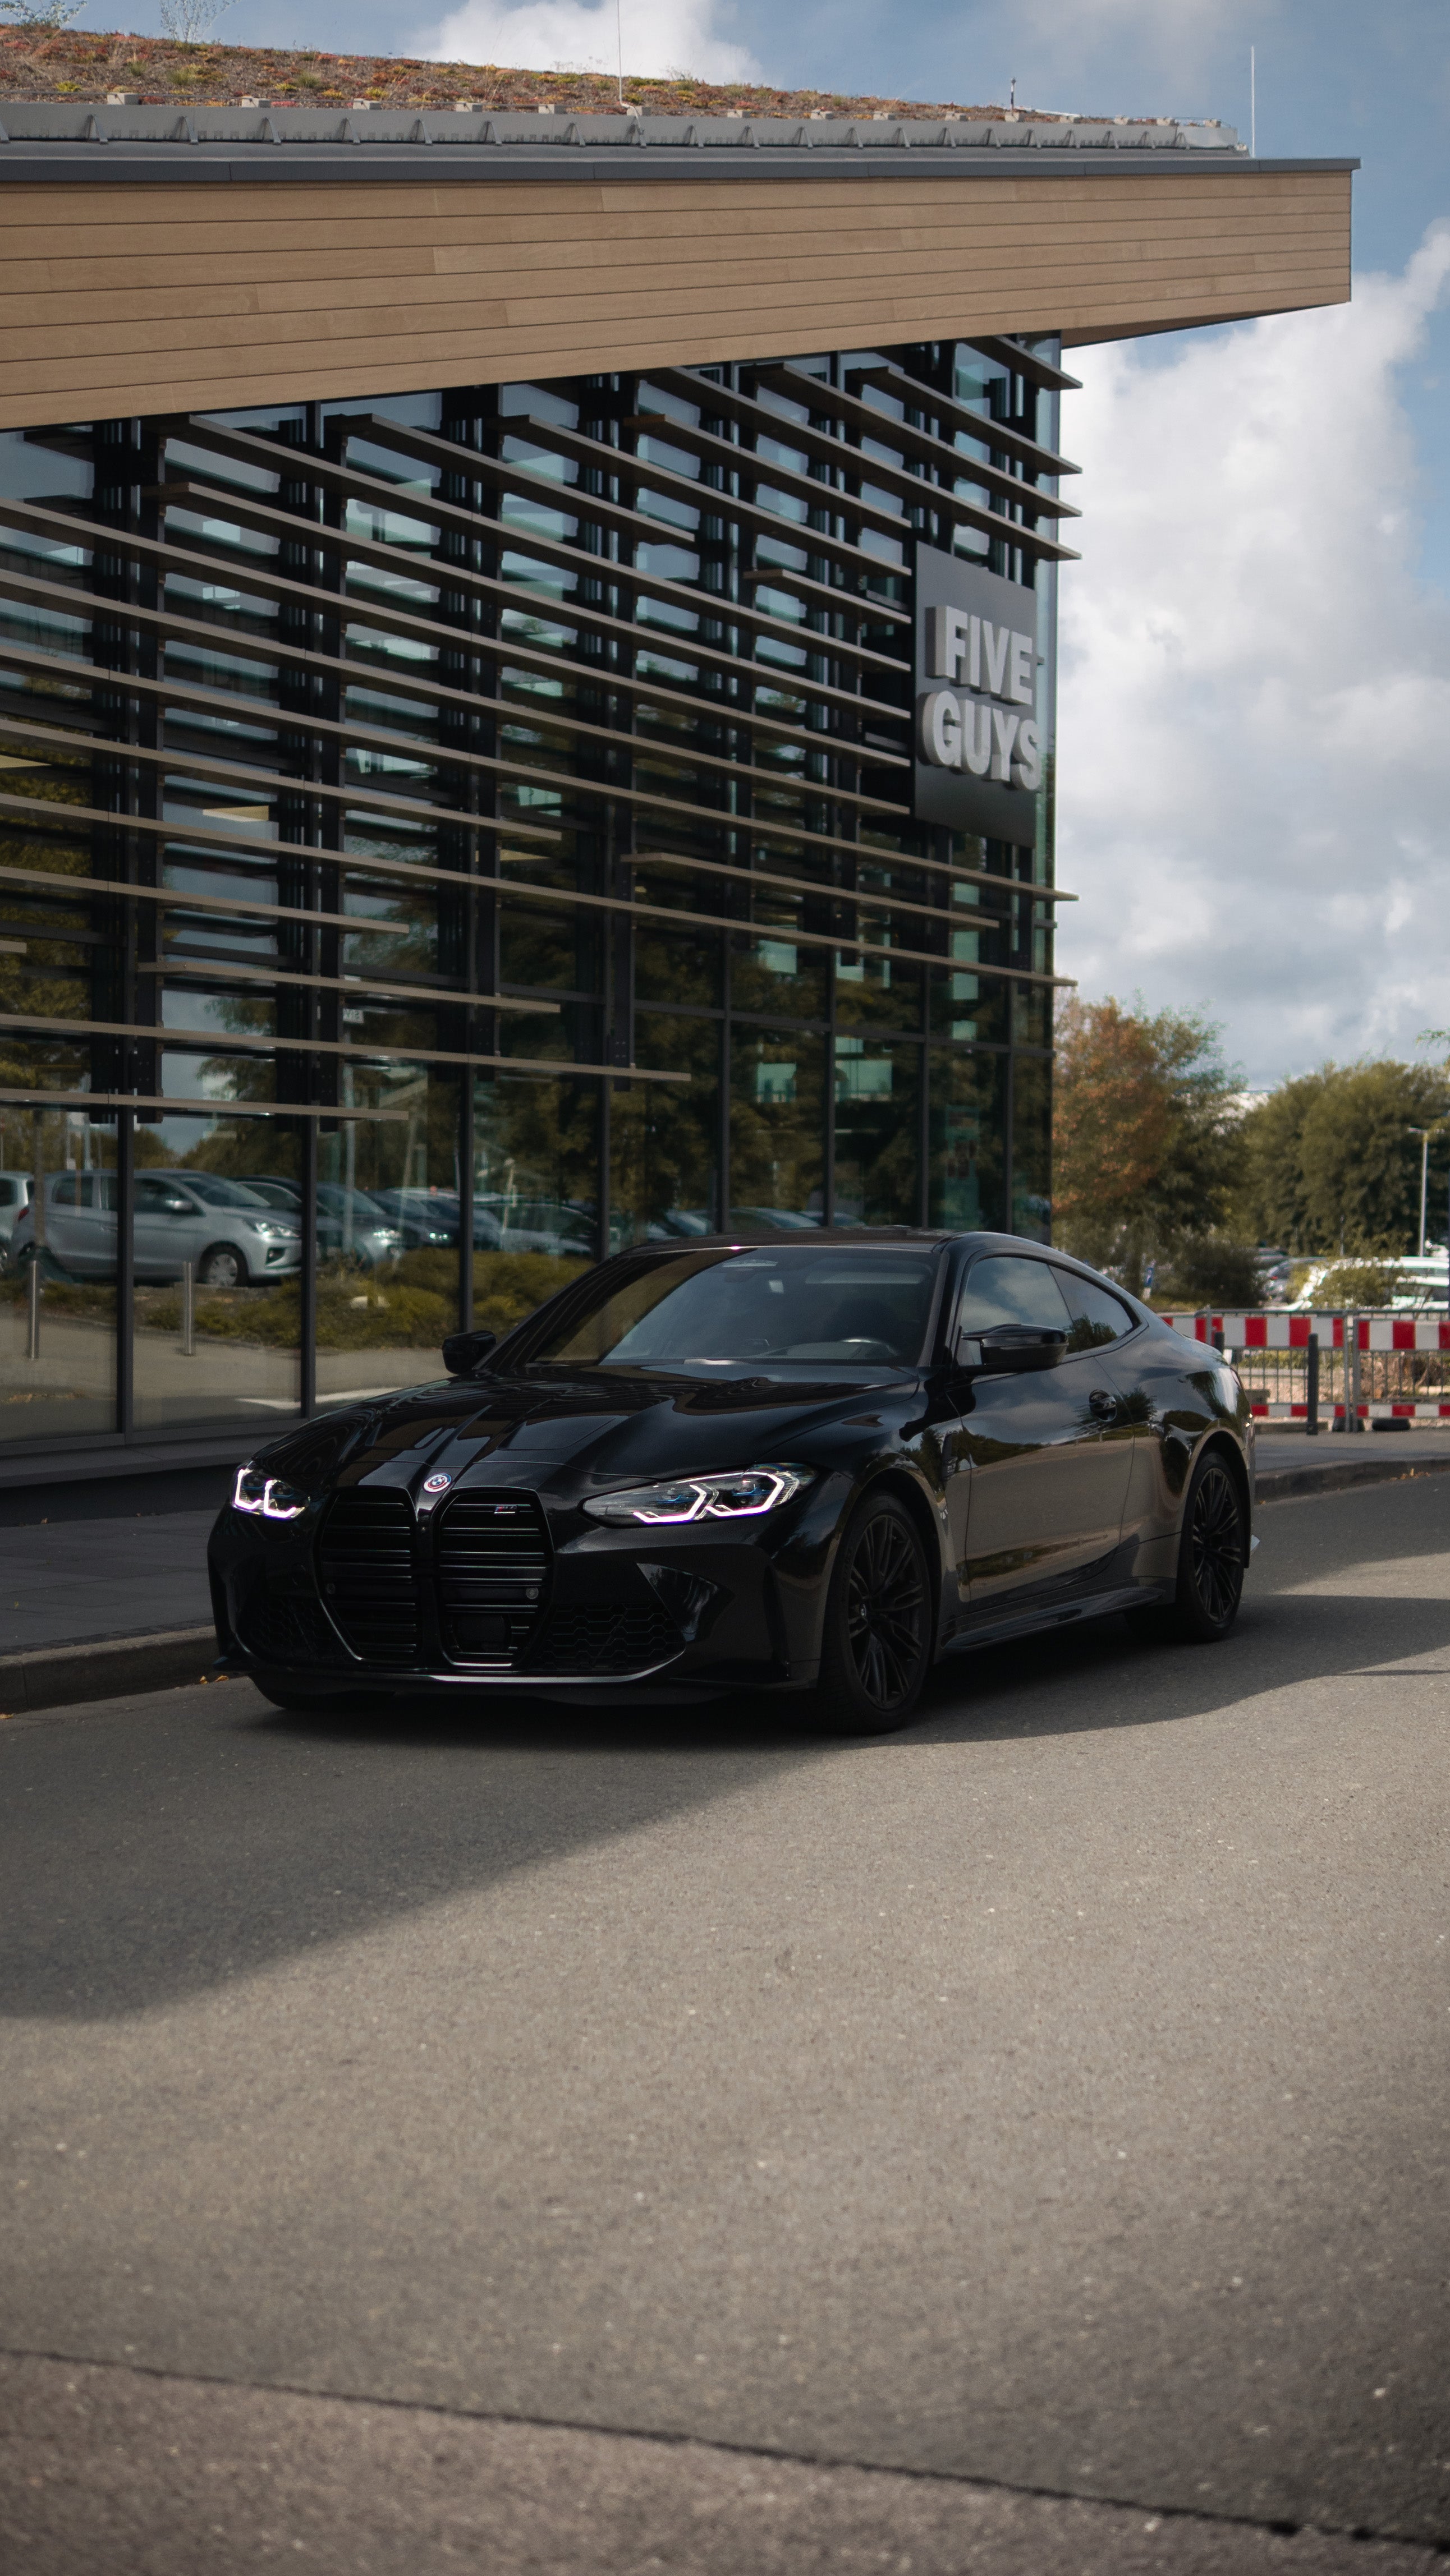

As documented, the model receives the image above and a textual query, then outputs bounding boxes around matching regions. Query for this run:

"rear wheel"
[199,1242,248,1290]
[1127,1448,1246,1645]
[810,1493,933,1733]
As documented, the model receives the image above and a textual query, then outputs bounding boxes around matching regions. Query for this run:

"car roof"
[614,1229,1053,1254]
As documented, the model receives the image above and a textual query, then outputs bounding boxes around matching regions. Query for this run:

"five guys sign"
[913,542,1045,841]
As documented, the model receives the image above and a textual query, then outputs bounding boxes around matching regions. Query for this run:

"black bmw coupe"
[209,1231,1255,1732]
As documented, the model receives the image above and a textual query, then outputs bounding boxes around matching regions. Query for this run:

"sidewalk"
[1,1508,218,1714]
[1254,1425,1450,1499]
[1,1510,216,1658]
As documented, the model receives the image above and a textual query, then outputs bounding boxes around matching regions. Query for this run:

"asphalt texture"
[2,1477,1449,2574]
[0,1508,215,1654]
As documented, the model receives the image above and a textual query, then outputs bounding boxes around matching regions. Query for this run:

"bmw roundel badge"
[423,1471,453,1494]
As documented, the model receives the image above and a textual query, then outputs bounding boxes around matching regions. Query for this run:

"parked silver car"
[245,1177,403,1269]
[11,1170,302,1288]
[0,1170,33,1272]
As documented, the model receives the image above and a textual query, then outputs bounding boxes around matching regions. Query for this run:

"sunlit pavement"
[2,1478,1448,2574]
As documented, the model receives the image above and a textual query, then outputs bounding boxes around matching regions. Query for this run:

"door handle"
[1088,1388,1121,1420]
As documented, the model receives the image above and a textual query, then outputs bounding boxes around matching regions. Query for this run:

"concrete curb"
[1256,1452,1450,1503]
[0,1624,216,1715]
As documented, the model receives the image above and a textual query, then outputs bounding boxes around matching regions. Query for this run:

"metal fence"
[1158,1312,1450,1427]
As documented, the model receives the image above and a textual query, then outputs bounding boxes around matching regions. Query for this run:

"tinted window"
[1055,1269,1135,1352]
[47,1174,94,1207]
[958,1255,1072,1333]
[517,1248,941,1369]
[0,1180,15,1207]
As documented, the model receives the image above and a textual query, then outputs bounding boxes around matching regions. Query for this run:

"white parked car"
[0,1170,33,1272]
[11,1171,302,1288]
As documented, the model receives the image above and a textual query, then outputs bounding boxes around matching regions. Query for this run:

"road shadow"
[4,1476,1448,2023]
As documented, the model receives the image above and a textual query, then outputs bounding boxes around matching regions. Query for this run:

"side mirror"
[442,1326,498,1378]
[954,1322,1067,1376]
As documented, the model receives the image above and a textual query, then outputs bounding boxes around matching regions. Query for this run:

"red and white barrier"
[1157,1310,1450,1422]
[1159,1312,1450,1351]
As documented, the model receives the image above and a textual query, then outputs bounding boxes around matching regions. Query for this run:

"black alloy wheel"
[815,1493,932,1732]
[1129,1448,1246,1645]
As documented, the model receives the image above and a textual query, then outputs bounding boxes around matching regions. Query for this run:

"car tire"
[1127,1447,1247,1645]
[809,1491,933,1733]
[199,1243,248,1290]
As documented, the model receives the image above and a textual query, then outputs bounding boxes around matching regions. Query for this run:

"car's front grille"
[524,1604,681,1676]
[318,1489,419,1663]
[435,1492,549,1662]
[237,1589,335,1666]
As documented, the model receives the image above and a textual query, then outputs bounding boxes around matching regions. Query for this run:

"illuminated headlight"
[582,1463,815,1526]
[251,1221,301,1241]
[232,1464,310,1520]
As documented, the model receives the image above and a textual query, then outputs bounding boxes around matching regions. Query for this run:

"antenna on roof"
[1250,44,1256,155]
[1010,75,1016,109]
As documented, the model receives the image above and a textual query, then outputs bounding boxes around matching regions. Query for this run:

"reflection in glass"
[834,1039,921,1226]
[315,1071,460,1408]
[728,1028,824,1231]
[1012,1050,1053,1243]
[928,1048,1006,1234]
[0,1113,116,1445]
[131,1117,300,1432]
[472,1068,599,1337]
[611,1014,721,1249]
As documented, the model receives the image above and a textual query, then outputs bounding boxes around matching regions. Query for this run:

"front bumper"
[209,1478,841,1694]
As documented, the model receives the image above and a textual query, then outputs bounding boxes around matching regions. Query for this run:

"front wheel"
[810,1492,933,1733]
[1127,1448,1246,1645]
[198,1242,248,1290]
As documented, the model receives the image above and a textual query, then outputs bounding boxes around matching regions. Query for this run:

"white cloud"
[1056,224,1450,1086]
[412,0,759,81]
[1012,0,1259,115]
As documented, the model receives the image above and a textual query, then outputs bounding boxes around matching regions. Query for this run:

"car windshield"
[316,1185,388,1219]
[513,1246,942,1371]
[171,1174,269,1208]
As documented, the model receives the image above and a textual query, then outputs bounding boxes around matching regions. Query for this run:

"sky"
[100,0,1450,1091]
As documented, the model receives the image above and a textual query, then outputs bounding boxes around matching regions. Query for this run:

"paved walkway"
[1,1510,215,1655]
[1257,1427,1450,1463]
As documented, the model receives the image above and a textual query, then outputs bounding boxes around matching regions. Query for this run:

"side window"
[48,1174,92,1207]
[957,1255,1072,1333]
[136,1175,189,1214]
[1055,1269,1136,1353]
[0,1180,14,1207]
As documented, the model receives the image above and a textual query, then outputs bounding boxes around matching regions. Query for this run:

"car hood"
[255,1365,924,1502]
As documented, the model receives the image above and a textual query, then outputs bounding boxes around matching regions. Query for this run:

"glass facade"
[0,336,1066,1459]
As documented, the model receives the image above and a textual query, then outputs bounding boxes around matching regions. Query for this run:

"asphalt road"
[2,1479,1449,2575]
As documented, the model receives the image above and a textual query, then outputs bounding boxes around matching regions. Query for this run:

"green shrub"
[472,1251,588,1335]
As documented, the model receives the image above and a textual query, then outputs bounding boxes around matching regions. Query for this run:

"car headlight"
[232,1464,310,1520]
[582,1463,815,1526]
[251,1222,301,1241]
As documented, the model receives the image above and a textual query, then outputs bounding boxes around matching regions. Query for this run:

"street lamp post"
[1409,1126,1450,1315]
[1410,1127,1431,1257]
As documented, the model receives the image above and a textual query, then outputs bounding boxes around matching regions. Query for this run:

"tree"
[1234,1060,1450,1254]
[1052,997,1241,1292]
